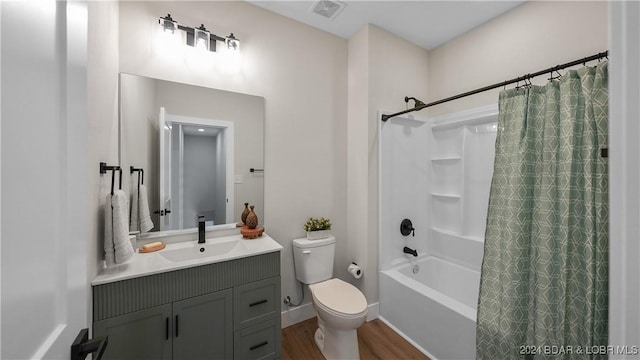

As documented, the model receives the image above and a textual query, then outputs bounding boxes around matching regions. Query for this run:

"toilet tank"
[292,236,336,284]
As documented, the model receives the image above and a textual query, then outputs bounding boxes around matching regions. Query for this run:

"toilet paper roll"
[348,263,363,279]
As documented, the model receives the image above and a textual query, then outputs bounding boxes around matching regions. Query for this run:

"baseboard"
[281,302,380,329]
[378,316,436,360]
[281,302,316,328]
[366,302,379,322]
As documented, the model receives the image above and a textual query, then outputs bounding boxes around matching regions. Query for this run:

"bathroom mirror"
[119,73,264,235]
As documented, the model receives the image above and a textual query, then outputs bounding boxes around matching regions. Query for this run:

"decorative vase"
[241,202,250,224]
[245,206,258,229]
[306,229,330,240]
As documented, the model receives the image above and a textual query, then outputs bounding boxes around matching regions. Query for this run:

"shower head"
[404,96,426,108]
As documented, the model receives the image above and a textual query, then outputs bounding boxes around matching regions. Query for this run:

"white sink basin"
[160,239,244,262]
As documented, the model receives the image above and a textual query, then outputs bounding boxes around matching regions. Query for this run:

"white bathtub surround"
[378,106,498,359]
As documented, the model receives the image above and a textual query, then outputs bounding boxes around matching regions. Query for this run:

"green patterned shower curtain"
[476,62,608,359]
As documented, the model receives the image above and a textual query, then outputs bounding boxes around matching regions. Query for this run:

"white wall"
[2,1,89,357]
[609,1,640,355]
[118,1,348,312]
[348,24,430,302]
[87,0,119,302]
[427,1,608,117]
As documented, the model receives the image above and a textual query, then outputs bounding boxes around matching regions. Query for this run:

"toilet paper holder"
[348,262,362,279]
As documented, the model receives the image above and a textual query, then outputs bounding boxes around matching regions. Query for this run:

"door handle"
[175,315,179,338]
[71,328,109,360]
[302,250,311,254]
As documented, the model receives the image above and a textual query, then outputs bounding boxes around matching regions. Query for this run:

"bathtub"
[379,256,480,360]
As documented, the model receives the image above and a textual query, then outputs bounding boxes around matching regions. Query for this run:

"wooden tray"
[241,226,264,239]
[138,243,165,253]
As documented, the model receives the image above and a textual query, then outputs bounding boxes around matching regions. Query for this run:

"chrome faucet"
[198,216,205,244]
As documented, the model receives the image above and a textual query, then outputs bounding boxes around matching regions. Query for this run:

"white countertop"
[92,233,282,286]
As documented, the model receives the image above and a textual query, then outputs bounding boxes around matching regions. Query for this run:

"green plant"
[304,217,332,231]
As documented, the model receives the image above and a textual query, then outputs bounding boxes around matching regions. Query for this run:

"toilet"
[292,236,368,360]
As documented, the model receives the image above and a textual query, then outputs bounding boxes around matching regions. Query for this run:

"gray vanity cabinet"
[173,290,233,359]
[233,277,281,360]
[93,290,232,360]
[93,304,173,360]
[92,252,281,360]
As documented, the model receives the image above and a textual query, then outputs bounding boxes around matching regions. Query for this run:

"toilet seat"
[310,278,367,318]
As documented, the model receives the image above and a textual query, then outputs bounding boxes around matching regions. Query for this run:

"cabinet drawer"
[234,318,280,360]
[234,276,280,329]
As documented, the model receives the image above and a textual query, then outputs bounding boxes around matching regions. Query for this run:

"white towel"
[130,184,154,233]
[105,190,134,267]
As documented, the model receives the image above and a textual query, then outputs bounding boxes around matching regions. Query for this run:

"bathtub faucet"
[403,246,418,257]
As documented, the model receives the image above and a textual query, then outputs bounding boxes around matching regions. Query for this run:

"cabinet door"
[173,289,233,360]
[93,304,172,360]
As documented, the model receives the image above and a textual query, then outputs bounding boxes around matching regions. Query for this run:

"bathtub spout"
[403,246,418,257]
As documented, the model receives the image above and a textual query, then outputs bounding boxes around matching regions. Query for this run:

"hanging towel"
[105,189,134,267]
[130,184,154,233]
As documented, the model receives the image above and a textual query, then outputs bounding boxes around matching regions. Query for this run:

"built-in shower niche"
[429,107,498,241]
[462,122,497,238]
[431,158,462,195]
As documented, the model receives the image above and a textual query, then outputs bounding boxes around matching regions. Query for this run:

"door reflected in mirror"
[120,73,264,235]
[160,109,234,231]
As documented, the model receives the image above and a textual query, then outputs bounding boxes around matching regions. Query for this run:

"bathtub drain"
[412,265,419,274]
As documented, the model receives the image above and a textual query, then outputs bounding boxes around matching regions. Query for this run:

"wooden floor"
[282,317,430,360]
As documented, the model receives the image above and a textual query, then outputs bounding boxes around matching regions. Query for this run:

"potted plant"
[304,217,332,240]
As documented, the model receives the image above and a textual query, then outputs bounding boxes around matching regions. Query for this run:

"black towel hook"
[100,162,121,196]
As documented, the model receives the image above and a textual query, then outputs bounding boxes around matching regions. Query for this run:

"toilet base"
[314,316,361,360]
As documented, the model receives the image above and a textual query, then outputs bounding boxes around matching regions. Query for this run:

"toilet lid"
[310,278,367,316]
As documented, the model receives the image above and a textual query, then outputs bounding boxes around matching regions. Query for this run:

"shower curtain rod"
[381,50,609,122]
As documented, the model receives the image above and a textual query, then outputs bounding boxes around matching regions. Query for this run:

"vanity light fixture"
[194,25,211,51]
[159,14,177,33]
[225,33,240,51]
[198,128,205,132]
[158,14,239,53]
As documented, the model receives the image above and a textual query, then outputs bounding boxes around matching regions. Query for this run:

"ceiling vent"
[310,0,346,21]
